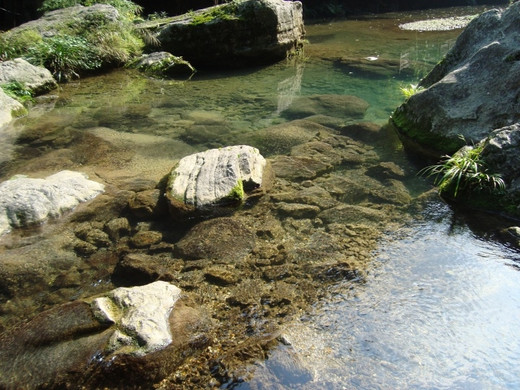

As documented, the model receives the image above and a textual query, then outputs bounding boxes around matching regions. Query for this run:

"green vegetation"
[39,0,142,19]
[419,144,505,198]
[227,180,245,202]
[25,35,102,81]
[400,83,424,99]
[0,0,144,81]
[0,81,34,104]
[0,30,43,61]
[190,1,240,25]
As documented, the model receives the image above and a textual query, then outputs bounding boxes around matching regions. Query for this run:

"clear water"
[2,5,520,389]
[250,201,520,389]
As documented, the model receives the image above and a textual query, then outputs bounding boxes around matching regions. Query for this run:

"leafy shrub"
[25,35,102,81]
[0,30,43,61]
[419,144,505,198]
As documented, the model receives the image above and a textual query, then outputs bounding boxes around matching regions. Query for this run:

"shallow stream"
[1,5,520,389]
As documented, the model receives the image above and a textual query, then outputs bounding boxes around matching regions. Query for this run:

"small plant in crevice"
[400,83,424,99]
[418,144,505,198]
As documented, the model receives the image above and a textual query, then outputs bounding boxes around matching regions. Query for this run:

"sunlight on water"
[258,201,520,389]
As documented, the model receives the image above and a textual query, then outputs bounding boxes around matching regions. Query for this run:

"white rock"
[91,281,182,356]
[0,170,104,236]
[167,145,267,208]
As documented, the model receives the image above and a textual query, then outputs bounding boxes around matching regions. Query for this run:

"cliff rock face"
[157,0,305,68]
[391,2,520,156]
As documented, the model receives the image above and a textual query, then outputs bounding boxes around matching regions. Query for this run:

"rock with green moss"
[0,58,57,96]
[156,0,305,68]
[0,89,27,127]
[0,281,211,388]
[166,145,271,216]
[132,51,195,78]
[391,2,520,157]
[1,4,143,76]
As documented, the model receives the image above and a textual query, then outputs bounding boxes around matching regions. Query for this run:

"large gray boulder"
[0,170,105,236]
[0,58,57,95]
[166,145,271,215]
[391,2,520,156]
[0,281,209,388]
[156,0,305,68]
[0,89,26,128]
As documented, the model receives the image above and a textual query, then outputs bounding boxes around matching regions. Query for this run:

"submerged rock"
[0,170,105,236]
[166,145,270,215]
[0,58,57,95]
[156,0,305,68]
[282,94,369,120]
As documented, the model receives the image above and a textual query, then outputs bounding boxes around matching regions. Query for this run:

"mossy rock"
[132,52,195,78]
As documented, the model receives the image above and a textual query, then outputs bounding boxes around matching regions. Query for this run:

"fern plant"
[419,144,505,198]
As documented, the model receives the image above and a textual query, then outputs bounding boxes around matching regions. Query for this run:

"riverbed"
[1,5,519,389]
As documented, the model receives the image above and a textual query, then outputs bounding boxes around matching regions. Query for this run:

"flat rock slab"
[166,145,268,214]
[0,170,105,236]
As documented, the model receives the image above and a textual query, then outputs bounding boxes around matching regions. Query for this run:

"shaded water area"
[1,5,520,389]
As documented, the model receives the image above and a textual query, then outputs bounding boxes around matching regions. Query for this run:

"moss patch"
[227,180,244,203]
[391,104,464,157]
[190,2,241,26]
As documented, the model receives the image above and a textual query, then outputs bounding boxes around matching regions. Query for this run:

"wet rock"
[205,265,239,286]
[174,217,255,262]
[104,217,131,241]
[113,253,180,286]
[282,94,369,120]
[0,88,26,127]
[366,161,406,181]
[319,204,387,227]
[242,119,333,156]
[0,58,57,95]
[0,170,104,236]
[130,230,163,248]
[275,202,321,219]
[128,189,167,219]
[132,51,195,78]
[271,185,338,210]
[0,281,209,388]
[157,0,305,68]
[166,145,269,216]
[290,140,343,166]
[270,155,332,181]
[340,122,383,143]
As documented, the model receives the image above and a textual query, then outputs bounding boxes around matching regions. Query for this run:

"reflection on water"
[244,201,520,389]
